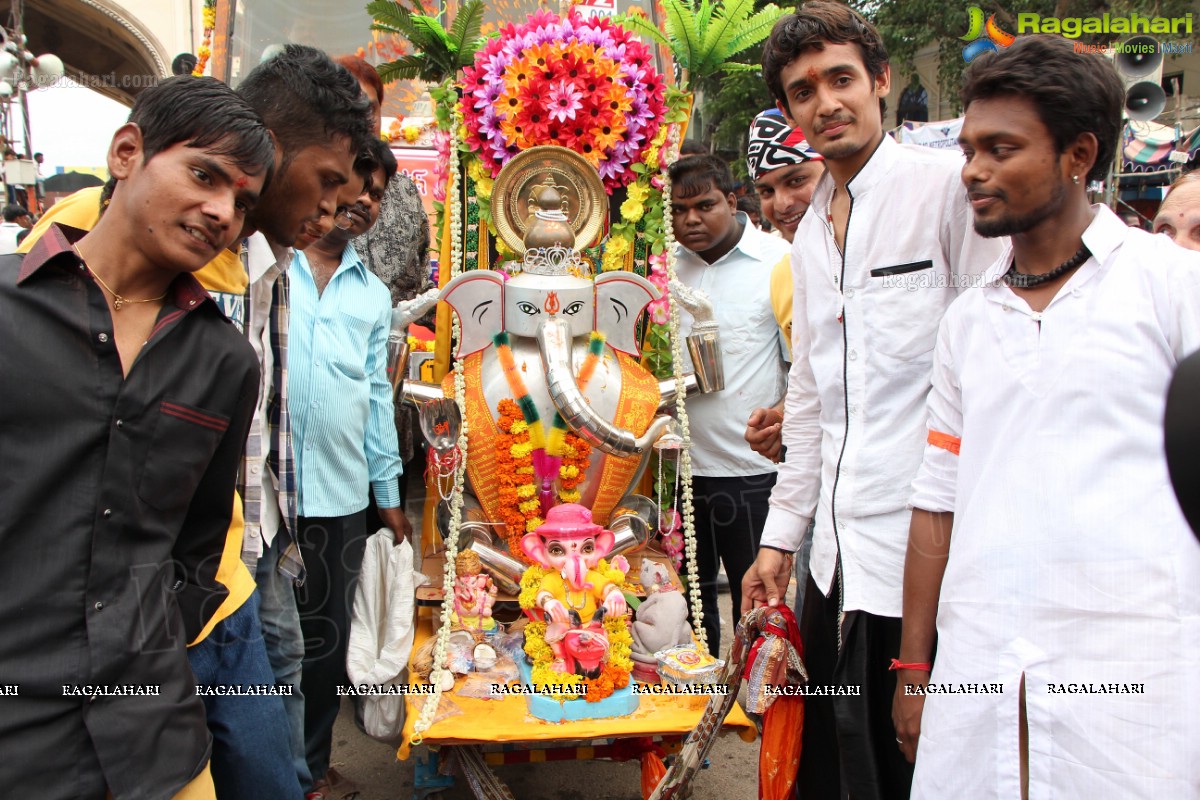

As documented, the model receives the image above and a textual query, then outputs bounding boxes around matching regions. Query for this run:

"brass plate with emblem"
[490,146,608,255]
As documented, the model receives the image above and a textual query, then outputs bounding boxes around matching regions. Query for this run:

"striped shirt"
[289,245,402,516]
[241,234,304,586]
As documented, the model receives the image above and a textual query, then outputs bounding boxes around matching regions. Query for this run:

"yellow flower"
[560,465,579,480]
[627,182,650,204]
[476,177,494,200]
[511,441,533,459]
[511,419,528,434]
[457,123,469,141]
[402,124,421,143]
[519,499,540,515]
[202,8,217,28]
[198,46,211,58]
[606,235,631,257]
[620,197,644,223]
[467,159,490,183]
[601,249,623,272]
[516,484,536,499]
[559,490,581,504]
[526,517,544,533]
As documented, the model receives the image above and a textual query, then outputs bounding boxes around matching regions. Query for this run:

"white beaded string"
[411,101,470,745]
[660,122,707,656]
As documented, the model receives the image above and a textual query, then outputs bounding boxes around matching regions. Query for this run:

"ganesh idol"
[399,147,722,584]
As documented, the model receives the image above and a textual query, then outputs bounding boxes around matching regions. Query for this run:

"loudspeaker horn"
[1125,81,1167,121]
[1115,36,1163,78]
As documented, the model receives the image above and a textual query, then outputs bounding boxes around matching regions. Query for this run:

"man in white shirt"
[742,4,1004,799]
[0,203,32,254]
[894,35,1200,799]
[669,154,791,653]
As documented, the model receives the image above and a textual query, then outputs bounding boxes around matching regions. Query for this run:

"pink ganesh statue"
[521,504,630,678]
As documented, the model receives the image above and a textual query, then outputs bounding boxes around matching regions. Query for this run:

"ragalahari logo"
[961,7,1016,62]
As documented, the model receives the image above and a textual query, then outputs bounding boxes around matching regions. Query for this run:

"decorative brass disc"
[490,146,608,255]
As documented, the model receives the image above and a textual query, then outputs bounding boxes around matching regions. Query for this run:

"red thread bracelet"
[889,659,932,672]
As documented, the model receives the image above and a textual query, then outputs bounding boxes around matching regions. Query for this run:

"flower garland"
[412,102,468,747]
[496,399,591,559]
[461,10,666,192]
[519,562,634,702]
[192,0,216,77]
[658,122,707,655]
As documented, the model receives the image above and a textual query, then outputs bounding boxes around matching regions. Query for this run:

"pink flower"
[547,79,584,123]
[649,300,669,325]
[650,175,664,190]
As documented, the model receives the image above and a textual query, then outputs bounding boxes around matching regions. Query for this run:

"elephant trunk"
[538,317,671,458]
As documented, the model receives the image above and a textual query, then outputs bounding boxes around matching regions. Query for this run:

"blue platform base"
[516,656,639,722]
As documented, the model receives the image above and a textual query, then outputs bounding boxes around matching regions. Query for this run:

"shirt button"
[1002,303,1011,312]
[188,300,197,306]
[94,601,104,611]
[250,529,260,538]
[115,419,124,429]
[1071,288,1082,297]
[103,508,112,519]
[251,464,261,475]
[98,332,109,343]
[311,401,319,408]
[848,350,858,361]
[844,288,855,298]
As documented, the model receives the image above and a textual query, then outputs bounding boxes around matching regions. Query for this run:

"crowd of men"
[1,2,1198,799]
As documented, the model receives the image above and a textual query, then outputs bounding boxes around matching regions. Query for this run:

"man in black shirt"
[0,77,273,799]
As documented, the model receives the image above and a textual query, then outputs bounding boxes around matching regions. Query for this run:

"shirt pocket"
[330,308,376,380]
[137,399,230,515]
[720,301,773,357]
[861,259,941,361]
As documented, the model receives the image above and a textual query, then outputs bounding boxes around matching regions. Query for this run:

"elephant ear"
[594,271,659,356]
[440,270,505,356]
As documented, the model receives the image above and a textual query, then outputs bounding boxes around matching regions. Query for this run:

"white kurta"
[910,206,1200,798]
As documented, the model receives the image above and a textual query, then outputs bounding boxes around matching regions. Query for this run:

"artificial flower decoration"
[461,10,667,192]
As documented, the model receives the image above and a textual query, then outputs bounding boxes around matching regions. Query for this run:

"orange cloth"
[927,430,961,456]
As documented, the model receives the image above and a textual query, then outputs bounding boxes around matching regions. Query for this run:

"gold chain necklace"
[73,245,168,311]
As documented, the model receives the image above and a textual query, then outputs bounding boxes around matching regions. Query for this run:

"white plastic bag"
[347,529,416,742]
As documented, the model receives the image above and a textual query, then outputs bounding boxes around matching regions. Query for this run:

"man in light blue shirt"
[289,138,412,798]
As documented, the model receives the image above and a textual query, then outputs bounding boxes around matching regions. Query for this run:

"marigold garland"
[192,0,216,77]
[496,399,591,560]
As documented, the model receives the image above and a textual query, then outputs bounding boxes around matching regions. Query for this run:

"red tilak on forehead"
[806,67,819,82]
[234,176,248,189]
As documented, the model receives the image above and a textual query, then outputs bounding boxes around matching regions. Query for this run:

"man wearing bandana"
[743,110,826,620]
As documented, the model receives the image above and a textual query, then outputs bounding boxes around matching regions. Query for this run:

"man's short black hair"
[962,35,1123,184]
[3,204,30,222]
[762,1,889,112]
[129,76,275,182]
[238,44,374,171]
[679,140,708,157]
[367,137,398,187]
[668,154,737,199]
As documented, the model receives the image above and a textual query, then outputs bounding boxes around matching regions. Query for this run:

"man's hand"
[740,548,792,614]
[745,407,784,463]
[892,670,928,764]
[378,506,413,545]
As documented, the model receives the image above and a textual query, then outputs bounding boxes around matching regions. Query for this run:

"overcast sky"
[18,78,129,173]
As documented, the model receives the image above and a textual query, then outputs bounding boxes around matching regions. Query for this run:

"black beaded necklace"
[1002,243,1091,289]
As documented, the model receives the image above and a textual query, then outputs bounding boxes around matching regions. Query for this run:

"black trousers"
[296,511,368,784]
[796,573,914,800]
[690,472,776,655]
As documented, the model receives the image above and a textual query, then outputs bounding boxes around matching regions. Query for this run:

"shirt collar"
[982,204,1121,300]
[19,222,215,314]
[295,241,367,281]
[811,133,896,209]
[245,231,292,282]
[677,211,760,266]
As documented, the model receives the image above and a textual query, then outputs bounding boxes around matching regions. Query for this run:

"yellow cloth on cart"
[397,609,757,760]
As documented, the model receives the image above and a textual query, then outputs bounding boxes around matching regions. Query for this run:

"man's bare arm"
[892,508,954,764]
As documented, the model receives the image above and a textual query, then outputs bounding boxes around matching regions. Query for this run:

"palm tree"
[368,0,486,85]
[614,0,787,90]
